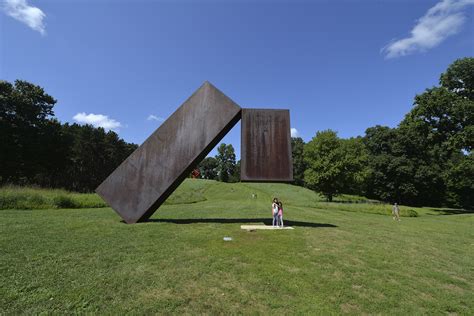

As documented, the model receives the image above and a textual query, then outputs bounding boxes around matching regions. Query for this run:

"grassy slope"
[0,186,106,209]
[1,179,473,314]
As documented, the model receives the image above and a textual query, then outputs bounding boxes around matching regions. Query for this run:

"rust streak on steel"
[96,82,242,223]
[240,109,293,182]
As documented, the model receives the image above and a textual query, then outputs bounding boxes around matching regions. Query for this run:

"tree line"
[0,80,137,192]
[291,58,473,209]
[1,57,472,209]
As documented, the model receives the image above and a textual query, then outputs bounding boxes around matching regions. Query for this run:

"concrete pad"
[241,225,294,231]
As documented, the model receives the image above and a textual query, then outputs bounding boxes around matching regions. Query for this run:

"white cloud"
[382,0,474,58]
[73,112,122,131]
[147,114,165,122]
[2,0,46,35]
[291,128,300,138]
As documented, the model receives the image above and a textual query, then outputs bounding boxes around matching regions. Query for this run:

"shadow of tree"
[429,208,474,215]
[143,217,337,228]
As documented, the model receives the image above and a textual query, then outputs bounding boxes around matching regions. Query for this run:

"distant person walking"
[272,198,279,227]
[392,203,401,221]
[278,201,284,228]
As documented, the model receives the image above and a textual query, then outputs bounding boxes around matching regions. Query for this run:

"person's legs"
[280,215,284,227]
[272,214,277,227]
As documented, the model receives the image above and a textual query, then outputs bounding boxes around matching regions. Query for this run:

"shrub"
[53,195,80,209]
[0,191,48,209]
[28,193,48,209]
[0,194,22,209]
[0,186,107,210]
[403,209,419,217]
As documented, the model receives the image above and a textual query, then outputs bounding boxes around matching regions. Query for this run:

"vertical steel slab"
[241,109,293,182]
[96,82,242,223]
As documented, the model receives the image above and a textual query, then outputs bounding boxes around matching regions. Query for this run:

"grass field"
[0,186,107,210]
[1,179,473,314]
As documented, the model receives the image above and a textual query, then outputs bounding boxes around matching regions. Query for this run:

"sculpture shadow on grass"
[142,218,337,228]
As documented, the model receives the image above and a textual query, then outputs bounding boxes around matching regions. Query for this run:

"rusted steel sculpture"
[241,109,293,182]
[97,82,293,223]
[96,82,242,223]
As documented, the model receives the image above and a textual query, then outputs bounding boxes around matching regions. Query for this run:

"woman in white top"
[272,198,279,227]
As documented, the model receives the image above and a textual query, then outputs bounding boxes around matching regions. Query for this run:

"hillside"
[1,179,473,313]
[166,179,421,217]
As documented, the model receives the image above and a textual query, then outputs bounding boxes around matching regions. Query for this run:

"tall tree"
[397,57,473,206]
[0,80,56,183]
[215,143,236,183]
[229,160,241,183]
[291,137,306,186]
[363,58,473,208]
[444,153,474,209]
[199,157,218,180]
[440,57,474,100]
[340,137,369,196]
[304,130,344,202]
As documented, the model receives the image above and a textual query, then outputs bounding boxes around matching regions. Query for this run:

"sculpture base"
[241,225,294,231]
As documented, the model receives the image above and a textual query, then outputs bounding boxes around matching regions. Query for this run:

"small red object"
[191,169,200,179]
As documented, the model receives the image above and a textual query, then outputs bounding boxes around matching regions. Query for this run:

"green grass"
[0,186,107,209]
[1,179,473,314]
[0,180,210,210]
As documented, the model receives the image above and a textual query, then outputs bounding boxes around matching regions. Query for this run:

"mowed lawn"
[1,180,473,314]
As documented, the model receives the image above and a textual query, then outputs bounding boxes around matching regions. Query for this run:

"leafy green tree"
[0,80,56,183]
[229,160,241,183]
[61,124,137,192]
[402,87,473,155]
[444,153,474,209]
[34,119,72,187]
[401,57,473,154]
[340,137,369,196]
[215,143,236,183]
[291,137,306,186]
[364,58,473,207]
[364,126,427,205]
[304,131,368,201]
[199,157,218,180]
[440,57,474,100]
[304,130,344,202]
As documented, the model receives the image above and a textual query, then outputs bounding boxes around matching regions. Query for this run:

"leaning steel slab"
[241,109,293,182]
[96,82,242,223]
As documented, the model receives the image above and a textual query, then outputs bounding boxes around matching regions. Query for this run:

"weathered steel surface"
[96,82,242,223]
[241,109,293,182]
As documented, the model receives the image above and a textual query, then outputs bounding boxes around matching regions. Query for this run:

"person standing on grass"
[278,201,284,228]
[272,198,279,227]
[392,203,401,221]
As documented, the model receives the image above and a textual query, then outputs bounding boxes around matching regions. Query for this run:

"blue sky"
[1,0,473,158]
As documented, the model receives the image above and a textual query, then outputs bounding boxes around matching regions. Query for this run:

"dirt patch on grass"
[139,288,175,302]
[450,275,468,283]
[420,292,434,301]
[442,283,464,294]
[340,302,360,313]
[286,266,301,274]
